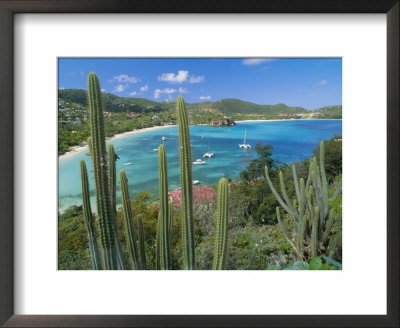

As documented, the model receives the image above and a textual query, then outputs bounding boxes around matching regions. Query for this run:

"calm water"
[58,120,342,212]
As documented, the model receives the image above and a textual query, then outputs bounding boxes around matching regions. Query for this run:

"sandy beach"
[58,124,177,161]
[58,119,341,161]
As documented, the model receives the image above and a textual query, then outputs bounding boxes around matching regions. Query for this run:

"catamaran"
[192,159,206,165]
[239,128,251,149]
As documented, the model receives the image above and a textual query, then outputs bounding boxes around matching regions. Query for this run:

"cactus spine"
[158,144,171,269]
[87,72,117,270]
[213,177,229,270]
[265,141,342,259]
[119,170,140,269]
[137,214,146,269]
[176,96,195,270]
[108,144,126,270]
[80,160,102,270]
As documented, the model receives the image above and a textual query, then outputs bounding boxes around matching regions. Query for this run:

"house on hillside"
[168,185,216,208]
[210,118,236,127]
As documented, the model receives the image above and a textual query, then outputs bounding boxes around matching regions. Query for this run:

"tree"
[240,142,278,181]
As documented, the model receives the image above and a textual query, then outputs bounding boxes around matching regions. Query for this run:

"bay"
[58,119,342,212]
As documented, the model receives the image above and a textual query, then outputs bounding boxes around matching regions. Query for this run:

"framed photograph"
[1,1,398,327]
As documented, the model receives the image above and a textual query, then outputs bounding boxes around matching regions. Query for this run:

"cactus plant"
[158,144,171,269]
[176,96,195,270]
[137,214,146,269]
[87,72,118,270]
[168,201,173,251]
[213,177,229,270]
[80,160,102,270]
[119,170,140,270]
[265,141,341,260]
[108,144,126,270]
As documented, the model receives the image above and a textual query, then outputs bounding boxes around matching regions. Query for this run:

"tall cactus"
[137,214,146,269]
[213,177,229,270]
[80,160,102,270]
[87,72,118,269]
[158,144,171,269]
[119,170,140,270]
[108,144,126,270]
[168,201,173,251]
[265,141,341,260]
[176,96,195,270]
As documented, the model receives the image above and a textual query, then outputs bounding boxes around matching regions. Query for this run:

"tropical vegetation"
[58,73,342,270]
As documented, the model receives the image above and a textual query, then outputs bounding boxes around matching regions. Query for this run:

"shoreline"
[58,118,341,161]
[235,118,342,123]
[58,124,177,161]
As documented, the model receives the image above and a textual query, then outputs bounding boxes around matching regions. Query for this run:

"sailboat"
[239,128,251,149]
[203,137,214,158]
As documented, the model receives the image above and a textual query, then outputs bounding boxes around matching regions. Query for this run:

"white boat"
[201,136,206,139]
[203,152,214,158]
[192,180,201,185]
[161,136,167,141]
[239,128,251,149]
[153,148,160,151]
[122,162,133,166]
[192,159,206,165]
[115,148,122,151]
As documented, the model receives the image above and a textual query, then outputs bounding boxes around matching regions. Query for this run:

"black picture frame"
[0,1,398,327]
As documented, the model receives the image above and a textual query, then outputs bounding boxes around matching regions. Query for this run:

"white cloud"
[178,87,188,93]
[153,87,188,99]
[242,58,276,66]
[112,74,140,83]
[157,70,189,83]
[315,80,328,86]
[140,85,149,92]
[101,88,106,92]
[129,91,137,96]
[189,75,204,83]
[59,87,65,90]
[153,88,177,99]
[113,84,128,93]
[199,96,211,100]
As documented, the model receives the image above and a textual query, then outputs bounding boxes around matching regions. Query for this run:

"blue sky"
[58,58,341,110]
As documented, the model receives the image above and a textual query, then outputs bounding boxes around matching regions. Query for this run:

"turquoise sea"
[58,120,342,212]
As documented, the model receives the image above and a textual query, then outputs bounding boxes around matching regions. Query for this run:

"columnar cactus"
[80,160,102,270]
[213,177,229,270]
[87,72,118,269]
[119,170,140,270]
[176,96,195,270]
[168,201,173,250]
[137,214,146,269]
[158,144,171,269]
[265,141,341,259]
[108,144,126,270]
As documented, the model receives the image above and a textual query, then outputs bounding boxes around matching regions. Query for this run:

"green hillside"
[58,89,311,116]
[314,105,342,119]
[59,89,169,113]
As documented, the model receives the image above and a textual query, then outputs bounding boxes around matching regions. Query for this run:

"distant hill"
[58,89,166,113]
[59,89,341,117]
[314,105,342,119]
